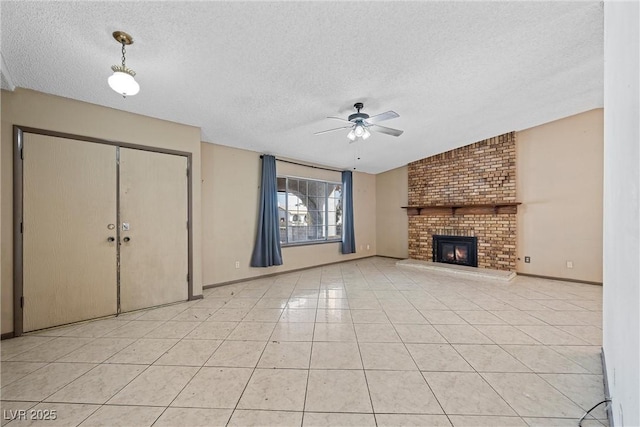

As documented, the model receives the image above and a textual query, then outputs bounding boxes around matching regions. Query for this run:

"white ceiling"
[1,1,603,174]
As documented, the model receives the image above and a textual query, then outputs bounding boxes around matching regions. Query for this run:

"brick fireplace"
[406,132,517,271]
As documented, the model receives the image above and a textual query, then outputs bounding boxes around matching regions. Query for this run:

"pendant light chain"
[121,41,127,68]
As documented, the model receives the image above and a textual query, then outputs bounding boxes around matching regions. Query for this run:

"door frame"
[13,125,195,336]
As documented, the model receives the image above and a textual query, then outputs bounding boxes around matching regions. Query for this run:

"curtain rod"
[260,155,344,173]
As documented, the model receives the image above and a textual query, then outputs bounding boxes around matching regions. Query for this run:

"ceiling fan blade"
[327,116,353,124]
[370,124,404,137]
[314,125,354,136]
[364,110,399,124]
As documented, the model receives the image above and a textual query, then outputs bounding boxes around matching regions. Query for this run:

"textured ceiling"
[1,1,603,174]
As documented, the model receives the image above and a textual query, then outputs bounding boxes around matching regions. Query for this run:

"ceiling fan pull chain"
[121,42,127,68]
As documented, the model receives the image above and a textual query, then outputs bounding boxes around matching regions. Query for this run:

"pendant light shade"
[108,69,140,96]
[108,31,139,97]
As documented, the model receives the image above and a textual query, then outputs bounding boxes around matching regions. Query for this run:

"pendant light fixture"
[108,31,139,97]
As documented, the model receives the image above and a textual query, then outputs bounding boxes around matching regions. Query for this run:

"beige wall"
[1,89,203,335]
[372,110,604,279]
[375,165,408,259]
[201,142,376,286]
[517,108,603,282]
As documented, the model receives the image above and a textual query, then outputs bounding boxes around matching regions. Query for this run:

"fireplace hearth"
[433,235,478,267]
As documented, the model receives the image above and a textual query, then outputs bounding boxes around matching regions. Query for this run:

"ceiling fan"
[314,102,404,141]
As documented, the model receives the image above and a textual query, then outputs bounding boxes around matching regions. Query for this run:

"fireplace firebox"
[432,235,478,267]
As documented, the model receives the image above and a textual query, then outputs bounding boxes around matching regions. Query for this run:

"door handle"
[123,237,131,243]
[107,237,115,242]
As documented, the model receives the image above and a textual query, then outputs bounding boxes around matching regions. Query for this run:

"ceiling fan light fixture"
[315,102,403,140]
[108,31,139,97]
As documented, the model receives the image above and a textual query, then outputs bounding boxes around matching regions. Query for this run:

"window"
[277,176,342,245]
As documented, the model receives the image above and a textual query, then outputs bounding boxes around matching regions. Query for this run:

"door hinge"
[186,273,190,282]
[20,222,23,233]
[20,148,24,160]
[186,168,189,177]
[20,296,24,308]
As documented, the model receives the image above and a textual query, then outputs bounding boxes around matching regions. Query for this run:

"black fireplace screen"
[433,235,478,267]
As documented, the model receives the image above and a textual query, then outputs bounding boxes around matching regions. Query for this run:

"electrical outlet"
[524,256,531,263]
[566,261,574,269]
[366,244,370,250]
[235,261,240,269]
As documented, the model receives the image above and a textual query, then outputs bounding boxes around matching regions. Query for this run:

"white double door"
[22,133,188,332]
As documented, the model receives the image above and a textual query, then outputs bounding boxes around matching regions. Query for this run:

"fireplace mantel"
[402,202,521,216]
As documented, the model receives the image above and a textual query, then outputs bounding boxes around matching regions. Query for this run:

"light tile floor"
[1,257,607,426]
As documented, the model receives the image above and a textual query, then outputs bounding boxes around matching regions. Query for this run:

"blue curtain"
[341,170,356,254]
[250,155,283,267]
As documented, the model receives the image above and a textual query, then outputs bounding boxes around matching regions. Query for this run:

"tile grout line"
[376,262,452,426]
[213,276,301,424]
[103,302,220,426]
[125,296,242,425]
[34,324,182,426]
[344,265,378,427]
[299,270,322,427]
[222,286,272,426]
[382,260,541,423]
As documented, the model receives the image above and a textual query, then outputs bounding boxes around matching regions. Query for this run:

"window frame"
[277,175,343,247]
